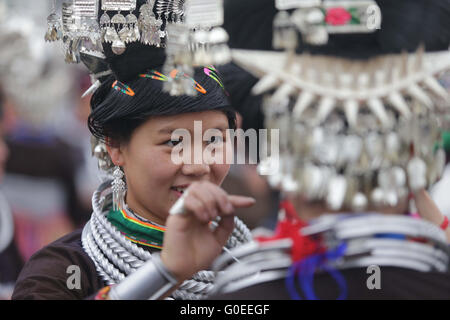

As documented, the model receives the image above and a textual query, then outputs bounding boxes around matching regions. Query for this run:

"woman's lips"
[170,185,189,198]
[171,188,183,198]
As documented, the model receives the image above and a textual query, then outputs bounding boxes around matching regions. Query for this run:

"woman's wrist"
[107,252,179,300]
[413,189,445,225]
[160,250,193,283]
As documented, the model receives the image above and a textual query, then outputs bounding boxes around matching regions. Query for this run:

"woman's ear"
[105,138,125,166]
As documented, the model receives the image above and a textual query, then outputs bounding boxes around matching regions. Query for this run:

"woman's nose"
[181,162,211,177]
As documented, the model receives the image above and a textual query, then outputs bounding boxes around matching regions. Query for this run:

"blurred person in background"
[431,73,450,218]
[0,85,22,300]
[0,1,93,264]
[209,0,450,299]
[53,70,103,222]
[220,112,280,231]
[430,131,450,218]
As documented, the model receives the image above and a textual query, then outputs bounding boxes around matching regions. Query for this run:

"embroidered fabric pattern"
[95,285,112,300]
[107,205,166,250]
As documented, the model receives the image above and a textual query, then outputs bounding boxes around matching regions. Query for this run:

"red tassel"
[256,200,323,262]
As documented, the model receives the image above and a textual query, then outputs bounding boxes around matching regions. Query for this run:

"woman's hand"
[413,188,450,242]
[160,181,255,282]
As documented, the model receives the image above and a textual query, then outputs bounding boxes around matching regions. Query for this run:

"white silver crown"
[46,0,231,97]
[231,47,450,211]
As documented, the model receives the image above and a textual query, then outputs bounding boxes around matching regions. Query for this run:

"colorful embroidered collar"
[107,206,166,250]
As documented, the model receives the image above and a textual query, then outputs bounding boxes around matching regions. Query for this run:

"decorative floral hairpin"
[139,70,207,94]
[204,66,224,90]
[162,0,231,96]
[112,80,135,96]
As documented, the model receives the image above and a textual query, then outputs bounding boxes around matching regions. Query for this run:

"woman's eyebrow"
[211,123,230,131]
[158,125,229,134]
[157,128,179,134]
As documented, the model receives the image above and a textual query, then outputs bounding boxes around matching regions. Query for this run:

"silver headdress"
[46,0,232,175]
[46,0,231,94]
[227,0,450,213]
[236,48,450,211]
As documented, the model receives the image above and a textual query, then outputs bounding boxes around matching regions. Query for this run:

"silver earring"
[112,166,126,211]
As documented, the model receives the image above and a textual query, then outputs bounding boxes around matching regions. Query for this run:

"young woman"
[11,23,258,299]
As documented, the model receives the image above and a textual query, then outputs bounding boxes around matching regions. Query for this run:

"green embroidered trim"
[348,8,361,25]
[107,207,165,250]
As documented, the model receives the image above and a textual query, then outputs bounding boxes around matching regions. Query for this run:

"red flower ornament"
[325,7,352,26]
[256,200,323,262]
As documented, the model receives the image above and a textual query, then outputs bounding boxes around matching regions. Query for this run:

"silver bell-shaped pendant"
[112,39,126,55]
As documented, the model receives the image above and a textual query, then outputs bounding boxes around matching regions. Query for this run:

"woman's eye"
[165,139,182,147]
[207,136,223,145]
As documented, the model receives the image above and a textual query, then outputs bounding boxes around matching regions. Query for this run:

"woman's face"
[109,110,232,225]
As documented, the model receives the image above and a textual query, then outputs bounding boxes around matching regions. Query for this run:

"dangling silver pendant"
[112,166,126,211]
[100,12,111,42]
[133,24,141,42]
[101,0,138,48]
[45,0,62,42]
[111,12,128,54]
[45,12,61,42]
[126,13,138,43]
[119,26,130,42]
[139,2,162,46]
[112,39,127,55]
[104,26,119,43]
[407,157,427,192]
[352,192,368,212]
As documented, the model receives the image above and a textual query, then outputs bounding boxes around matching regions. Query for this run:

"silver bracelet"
[108,252,179,300]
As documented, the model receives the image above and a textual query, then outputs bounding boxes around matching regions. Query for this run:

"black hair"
[218,63,264,132]
[88,25,235,145]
